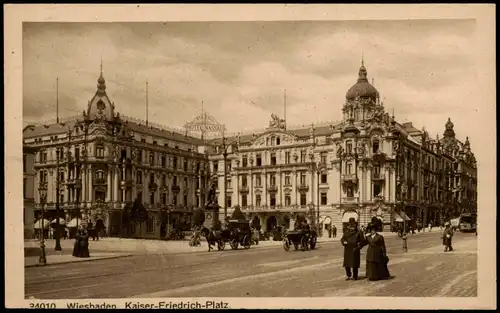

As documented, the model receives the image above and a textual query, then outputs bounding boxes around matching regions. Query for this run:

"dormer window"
[276,137,280,145]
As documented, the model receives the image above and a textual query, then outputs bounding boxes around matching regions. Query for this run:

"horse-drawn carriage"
[202,219,253,252]
[283,228,317,251]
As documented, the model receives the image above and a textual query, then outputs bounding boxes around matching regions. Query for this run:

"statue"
[269,114,286,129]
[206,183,217,206]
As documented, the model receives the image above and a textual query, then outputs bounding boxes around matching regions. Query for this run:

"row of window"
[229,192,329,208]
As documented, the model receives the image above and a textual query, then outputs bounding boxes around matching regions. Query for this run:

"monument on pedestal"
[204,183,220,229]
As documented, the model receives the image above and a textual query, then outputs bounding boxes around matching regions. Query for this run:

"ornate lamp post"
[38,184,48,265]
[315,160,326,235]
[217,135,237,219]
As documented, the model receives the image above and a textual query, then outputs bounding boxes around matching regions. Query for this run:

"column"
[264,171,268,205]
[114,166,119,202]
[310,171,314,205]
[367,167,372,202]
[293,171,297,205]
[277,171,282,206]
[358,166,364,203]
[88,166,93,203]
[250,172,253,206]
[82,170,87,203]
[384,168,389,200]
[106,170,112,202]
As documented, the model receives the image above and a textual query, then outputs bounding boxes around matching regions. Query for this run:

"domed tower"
[343,59,380,124]
[86,61,115,121]
[443,118,455,139]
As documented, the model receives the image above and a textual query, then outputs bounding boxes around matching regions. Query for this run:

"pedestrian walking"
[79,227,90,258]
[340,218,363,281]
[72,228,82,257]
[332,225,337,238]
[363,218,390,281]
[442,222,454,252]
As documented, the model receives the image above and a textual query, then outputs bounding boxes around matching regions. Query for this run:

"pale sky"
[23,20,478,143]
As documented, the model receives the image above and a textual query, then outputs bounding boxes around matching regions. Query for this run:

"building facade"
[208,62,477,236]
[23,146,37,239]
[23,62,477,238]
[23,70,210,239]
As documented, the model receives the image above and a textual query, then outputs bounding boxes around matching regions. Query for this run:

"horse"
[201,227,231,252]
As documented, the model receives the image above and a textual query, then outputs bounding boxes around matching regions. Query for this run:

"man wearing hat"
[442,222,454,252]
[340,217,364,280]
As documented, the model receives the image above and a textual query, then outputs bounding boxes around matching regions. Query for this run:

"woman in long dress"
[79,228,90,258]
[363,221,390,281]
[72,229,82,257]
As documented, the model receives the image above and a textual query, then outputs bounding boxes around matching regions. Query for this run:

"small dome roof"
[345,63,379,101]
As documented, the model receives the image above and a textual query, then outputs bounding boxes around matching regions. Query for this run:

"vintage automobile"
[283,228,318,251]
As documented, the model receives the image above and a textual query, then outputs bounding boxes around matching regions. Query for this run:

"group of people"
[72,227,90,258]
[341,217,391,281]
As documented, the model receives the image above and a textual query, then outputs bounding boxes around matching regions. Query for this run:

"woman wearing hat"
[363,217,390,281]
[442,222,454,252]
[340,217,364,280]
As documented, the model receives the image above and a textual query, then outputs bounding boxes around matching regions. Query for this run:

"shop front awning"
[66,218,83,228]
[51,218,66,225]
[342,211,359,223]
[392,212,404,223]
[34,219,50,229]
[400,211,412,221]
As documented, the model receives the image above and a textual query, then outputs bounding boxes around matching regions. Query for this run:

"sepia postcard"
[4,4,496,310]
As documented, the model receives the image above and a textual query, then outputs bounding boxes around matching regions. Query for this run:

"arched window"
[136,171,142,184]
[276,137,281,145]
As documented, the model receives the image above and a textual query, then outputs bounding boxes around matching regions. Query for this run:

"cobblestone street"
[25,231,476,299]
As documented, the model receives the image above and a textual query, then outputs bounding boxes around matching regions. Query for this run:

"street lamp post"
[401,182,408,252]
[315,161,324,235]
[38,184,48,265]
[55,145,62,251]
[219,135,237,219]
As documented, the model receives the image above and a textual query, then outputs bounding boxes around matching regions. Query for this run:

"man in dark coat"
[341,218,363,280]
[442,222,454,252]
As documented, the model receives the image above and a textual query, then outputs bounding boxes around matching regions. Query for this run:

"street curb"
[24,254,133,268]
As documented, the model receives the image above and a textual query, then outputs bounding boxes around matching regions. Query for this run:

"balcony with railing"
[93,178,106,185]
[341,174,358,183]
[239,185,249,194]
[342,196,359,203]
[267,185,278,193]
[241,204,309,213]
[297,184,309,191]
[66,177,82,188]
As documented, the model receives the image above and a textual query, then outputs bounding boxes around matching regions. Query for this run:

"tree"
[130,196,148,237]
[231,205,246,220]
[192,207,206,228]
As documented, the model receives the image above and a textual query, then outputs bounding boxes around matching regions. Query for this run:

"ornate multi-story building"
[208,61,477,236]
[23,146,37,239]
[23,69,209,239]
[23,61,477,238]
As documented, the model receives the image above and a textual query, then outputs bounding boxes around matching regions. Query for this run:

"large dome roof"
[345,63,379,101]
